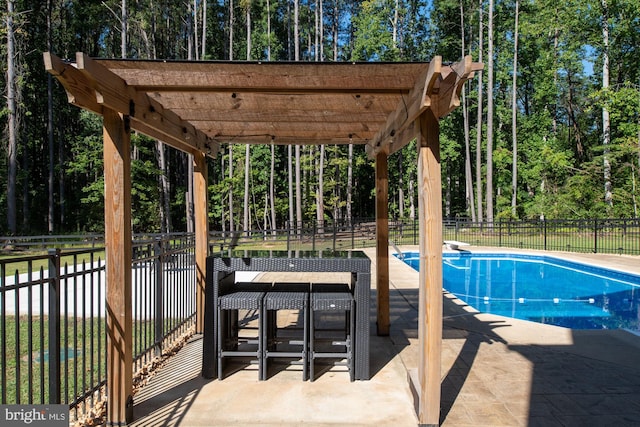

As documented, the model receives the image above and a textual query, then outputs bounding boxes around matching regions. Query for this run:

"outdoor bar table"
[202,250,371,381]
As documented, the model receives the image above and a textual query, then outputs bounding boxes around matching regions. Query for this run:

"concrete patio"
[129,247,640,426]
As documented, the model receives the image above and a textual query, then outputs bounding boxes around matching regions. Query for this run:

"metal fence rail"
[0,233,196,421]
[210,218,640,256]
[0,219,638,418]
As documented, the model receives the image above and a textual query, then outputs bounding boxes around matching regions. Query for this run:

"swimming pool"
[398,252,640,331]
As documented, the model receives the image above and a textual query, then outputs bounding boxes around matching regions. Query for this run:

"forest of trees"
[1,0,639,235]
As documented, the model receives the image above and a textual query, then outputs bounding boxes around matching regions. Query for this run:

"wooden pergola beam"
[44,52,219,158]
[416,109,443,426]
[375,150,390,336]
[194,151,209,333]
[103,108,133,426]
[366,57,442,157]
[44,53,482,427]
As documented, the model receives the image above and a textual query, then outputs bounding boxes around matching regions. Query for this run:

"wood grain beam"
[367,57,442,157]
[433,56,483,118]
[149,91,400,113]
[375,151,390,336]
[194,151,208,333]
[44,52,218,158]
[214,135,368,145]
[366,56,482,159]
[75,53,218,157]
[103,109,133,425]
[96,60,426,92]
[416,109,443,426]
[202,120,379,140]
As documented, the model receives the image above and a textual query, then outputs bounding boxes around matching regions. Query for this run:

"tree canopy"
[2,0,639,235]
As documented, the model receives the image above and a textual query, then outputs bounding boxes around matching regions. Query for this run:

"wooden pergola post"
[103,108,133,426]
[45,53,481,427]
[375,151,390,336]
[416,109,443,426]
[194,151,209,333]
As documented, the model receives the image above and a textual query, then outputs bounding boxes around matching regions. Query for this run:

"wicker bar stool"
[217,282,271,380]
[309,283,355,382]
[262,283,310,380]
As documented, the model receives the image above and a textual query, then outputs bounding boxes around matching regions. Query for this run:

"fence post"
[312,221,316,251]
[154,238,164,357]
[47,248,61,404]
[332,219,337,252]
[543,219,547,251]
[286,221,291,252]
[351,219,355,249]
[498,221,502,247]
[594,218,598,254]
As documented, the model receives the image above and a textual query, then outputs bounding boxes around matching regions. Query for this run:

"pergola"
[45,52,482,426]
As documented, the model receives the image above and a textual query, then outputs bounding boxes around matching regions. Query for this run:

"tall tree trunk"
[409,179,415,220]
[201,0,207,59]
[294,0,301,234]
[485,0,495,223]
[398,152,404,218]
[511,0,519,218]
[121,0,127,57]
[347,143,353,224]
[194,0,199,59]
[314,0,319,60]
[295,145,302,234]
[243,144,250,235]
[187,0,193,59]
[319,0,324,59]
[243,3,251,235]
[229,146,234,232]
[461,0,476,221]
[475,0,484,223]
[270,143,276,235]
[47,0,55,233]
[294,0,299,61]
[266,0,271,60]
[221,147,227,236]
[229,0,234,60]
[245,1,251,60]
[186,0,195,233]
[552,9,559,136]
[157,141,172,232]
[288,145,294,232]
[6,0,18,234]
[392,0,399,48]
[601,0,612,209]
[227,1,234,233]
[332,1,338,61]
[316,145,325,233]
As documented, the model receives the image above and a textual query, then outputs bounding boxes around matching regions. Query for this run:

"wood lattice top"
[45,53,482,159]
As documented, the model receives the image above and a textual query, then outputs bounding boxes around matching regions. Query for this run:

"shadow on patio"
[128,248,640,426]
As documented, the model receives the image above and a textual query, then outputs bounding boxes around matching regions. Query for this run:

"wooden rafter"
[44,52,484,427]
[366,56,483,157]
[46,53,480,151]
[44,52,219,157]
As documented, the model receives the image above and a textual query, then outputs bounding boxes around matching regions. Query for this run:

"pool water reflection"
[399,252,640,331]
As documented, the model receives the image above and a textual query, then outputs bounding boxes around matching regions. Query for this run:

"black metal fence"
[442,218,640,255]
[209,217,640,256]
[0,233,195,422]
[1,218,638,419]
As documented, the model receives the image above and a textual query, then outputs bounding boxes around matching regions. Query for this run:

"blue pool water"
[399,252,640,331]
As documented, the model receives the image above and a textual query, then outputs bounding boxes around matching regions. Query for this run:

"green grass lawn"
[1,315,106,405]
[1,314,190,406]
